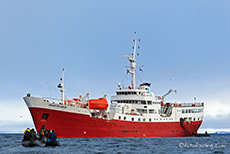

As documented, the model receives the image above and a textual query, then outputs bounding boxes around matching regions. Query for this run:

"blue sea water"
[0,134,229,154]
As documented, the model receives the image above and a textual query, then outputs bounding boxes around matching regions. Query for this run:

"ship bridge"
[111,82,157,102]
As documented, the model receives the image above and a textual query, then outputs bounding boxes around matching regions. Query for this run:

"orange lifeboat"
[88,98,108,110]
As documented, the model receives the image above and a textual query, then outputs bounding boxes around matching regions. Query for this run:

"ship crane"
[79,93,89,104]
[162,89,177,103]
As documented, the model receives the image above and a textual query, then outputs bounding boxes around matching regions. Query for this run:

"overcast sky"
[0,1,230,132]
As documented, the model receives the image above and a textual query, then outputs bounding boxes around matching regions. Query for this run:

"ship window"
[125,92,127,95]
[42,113,49,120]
[149,118,151,122]
[182,109,184,113]
[197,109,200,113]
[124,117,126,120]
[137,109,147,113]
[149,109,154,114]
[132,118,134,121]
[138,118,140,121]
[185,109,188,113]
[119,116,121,120]
[194,118,195,121]
[147,101,152,105]
[131,109,134,112]
[141,101,146,104]
[192,109,194,113]
[189,109,191,113]
[143,119,145,122]
[134,92,137,94]
[195,109,197,113]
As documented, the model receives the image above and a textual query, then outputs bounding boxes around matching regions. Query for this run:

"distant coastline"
[210,131,230,135]
[0,131,23,134]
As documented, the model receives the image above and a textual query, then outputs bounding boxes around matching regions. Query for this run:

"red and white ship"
[24,34,204,137]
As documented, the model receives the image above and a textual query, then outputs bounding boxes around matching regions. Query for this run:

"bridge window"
[141,101,146,104]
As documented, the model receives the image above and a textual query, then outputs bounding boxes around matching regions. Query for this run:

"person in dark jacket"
[47,130,57,142]
[30,128,37,141]
[45,129,50,138]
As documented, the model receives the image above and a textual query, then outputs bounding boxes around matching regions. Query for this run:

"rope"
[46,82,53,97]
[136,69,143,84]
[29,71,62,93]
[121,73,128,85]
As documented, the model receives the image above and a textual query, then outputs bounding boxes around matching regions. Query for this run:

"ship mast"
[57,68,65,104]
[61,68,65,104]
[125,32,140,89]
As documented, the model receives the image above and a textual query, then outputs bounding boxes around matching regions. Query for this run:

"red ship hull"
[29,107,202,138]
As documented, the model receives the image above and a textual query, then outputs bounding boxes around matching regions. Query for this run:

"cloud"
[200,112,230,129]
[203,97,230,117]
[0,120,34,132]
[0,100,32,121]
